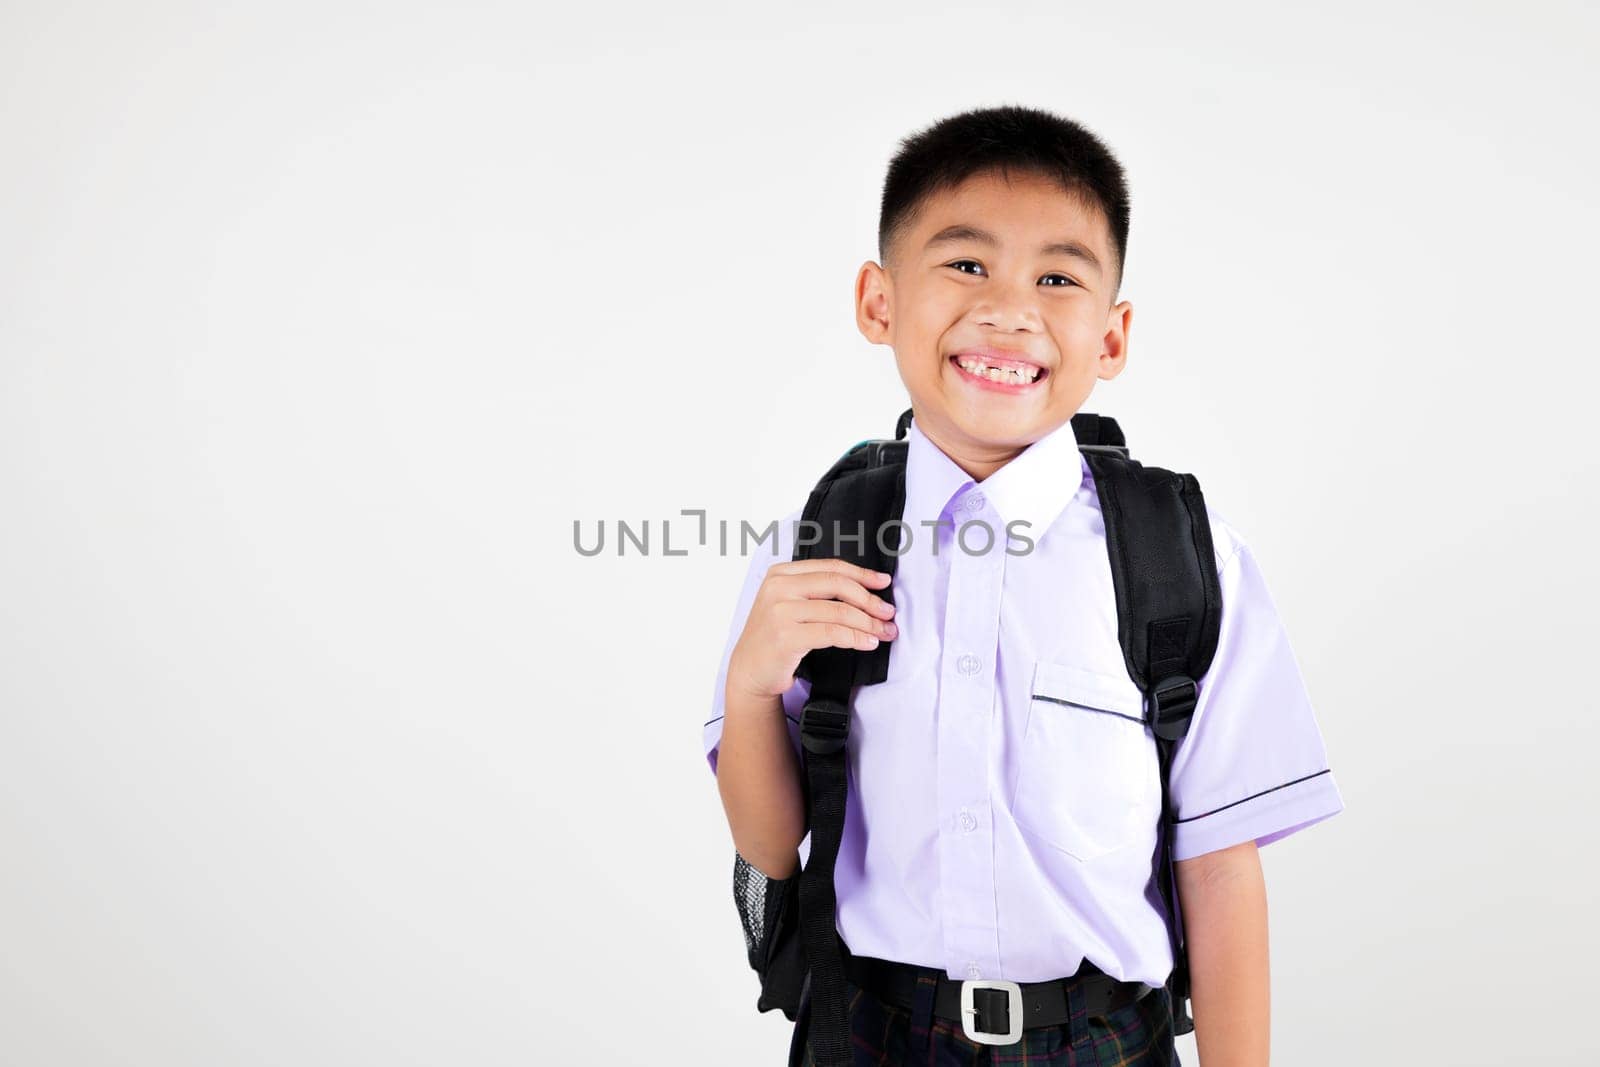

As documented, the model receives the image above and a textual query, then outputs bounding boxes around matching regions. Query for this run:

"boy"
[703,105,1343,1065]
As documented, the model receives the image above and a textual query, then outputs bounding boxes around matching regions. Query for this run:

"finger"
[771,568,897,620]
[799,619,884,652]
[780,598,898,641]
[771,557,893,588]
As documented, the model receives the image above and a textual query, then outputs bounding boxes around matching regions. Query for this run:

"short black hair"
[878,105,1131,297]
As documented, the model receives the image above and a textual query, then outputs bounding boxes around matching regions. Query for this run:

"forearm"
[1176,841,1270,1067]
[716,683,807,879]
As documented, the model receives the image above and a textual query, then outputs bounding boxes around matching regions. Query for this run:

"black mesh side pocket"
[732,851,807,1021]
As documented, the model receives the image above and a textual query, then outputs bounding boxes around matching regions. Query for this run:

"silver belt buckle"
[959,978,1024,1045]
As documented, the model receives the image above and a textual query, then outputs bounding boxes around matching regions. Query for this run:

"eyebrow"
[923,223,1104,275]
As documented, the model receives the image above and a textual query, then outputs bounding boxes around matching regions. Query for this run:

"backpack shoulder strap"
[1069,409,1128,452]
[1080,435,1223,1038]
[791,432,909,694]
[787,409,910,1067]
[1082,449,1222,738]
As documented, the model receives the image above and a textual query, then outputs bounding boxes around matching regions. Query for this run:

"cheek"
[1051,312,1102,346]
[1050,323,1110,372]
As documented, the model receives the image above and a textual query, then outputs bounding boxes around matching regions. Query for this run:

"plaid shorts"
[788,969,1179,1066]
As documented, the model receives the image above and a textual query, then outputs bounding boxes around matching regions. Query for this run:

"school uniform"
[703,414,1344,1064]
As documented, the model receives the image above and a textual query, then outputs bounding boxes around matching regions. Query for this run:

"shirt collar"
[902,413,1087,537]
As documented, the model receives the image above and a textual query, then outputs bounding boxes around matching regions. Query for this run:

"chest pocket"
[1010,659,1163,862]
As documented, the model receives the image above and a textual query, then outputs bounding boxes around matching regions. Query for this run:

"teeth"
[956,356,1040,383]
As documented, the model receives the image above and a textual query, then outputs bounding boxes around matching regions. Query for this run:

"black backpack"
[731,407,1221,1065]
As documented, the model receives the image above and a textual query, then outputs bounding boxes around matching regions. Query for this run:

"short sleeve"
[1168,535,1345,861]
[703,506,812,777]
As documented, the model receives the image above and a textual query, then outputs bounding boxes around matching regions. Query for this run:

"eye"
[945,260,1080,288]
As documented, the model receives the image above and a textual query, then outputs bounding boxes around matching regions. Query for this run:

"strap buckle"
[959,978,1023,1045]
[799,698,850,754]
[1146,674,1198,742]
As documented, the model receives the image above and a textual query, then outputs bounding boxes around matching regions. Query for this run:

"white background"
[3,1,1596,1064]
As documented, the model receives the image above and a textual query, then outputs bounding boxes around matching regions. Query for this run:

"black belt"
[843,951,1157,1045]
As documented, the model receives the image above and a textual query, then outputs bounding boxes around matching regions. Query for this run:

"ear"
[1096,299,1133,380]
[855,261,893,345]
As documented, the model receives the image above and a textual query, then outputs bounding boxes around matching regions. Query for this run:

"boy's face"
[856,168,1132,476]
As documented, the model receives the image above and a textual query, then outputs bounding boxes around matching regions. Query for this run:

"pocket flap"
[1031,660,1146,721]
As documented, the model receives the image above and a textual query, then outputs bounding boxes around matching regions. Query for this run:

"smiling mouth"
[949,354,1048,386]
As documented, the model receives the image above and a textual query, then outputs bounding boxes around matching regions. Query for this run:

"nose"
[972,275,1041,332]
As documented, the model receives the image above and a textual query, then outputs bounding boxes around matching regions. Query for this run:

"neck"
[918,420,1025,483]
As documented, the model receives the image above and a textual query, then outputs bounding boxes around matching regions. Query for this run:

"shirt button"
[956,654,982,676]
[965,492,986,512]
[959,808,977,832]
[966,962,983,980]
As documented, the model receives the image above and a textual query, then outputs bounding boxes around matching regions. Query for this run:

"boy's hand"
[726,560,898,703]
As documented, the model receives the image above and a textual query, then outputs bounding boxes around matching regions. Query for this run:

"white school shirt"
[702,414,1344,985]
